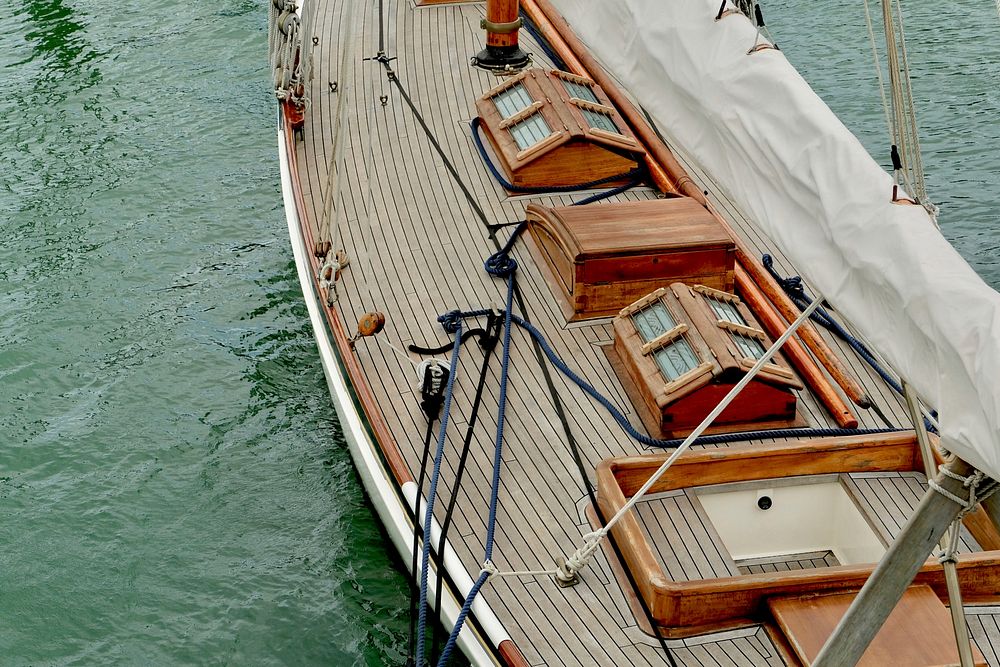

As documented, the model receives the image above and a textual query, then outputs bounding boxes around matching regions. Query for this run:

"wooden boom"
[736,264,859,428]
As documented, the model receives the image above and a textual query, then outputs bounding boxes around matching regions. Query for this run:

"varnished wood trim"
[639,323,688,355]
[550,68,594,86]
[497,101,545,129]
[717,320,765,339]
[595,432,1000,631]
[737,356,797,381]
[280,104,413,486]
[513,129,565,161]
[735,264,858,428]
[497,639,531,667]
[588,127,637,147]
[618,287,669,317]
[694,284,741,303]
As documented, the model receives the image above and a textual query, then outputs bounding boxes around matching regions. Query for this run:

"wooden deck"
[288,0,1000,664]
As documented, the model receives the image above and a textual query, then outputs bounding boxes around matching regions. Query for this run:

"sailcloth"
[550,0,1000,481]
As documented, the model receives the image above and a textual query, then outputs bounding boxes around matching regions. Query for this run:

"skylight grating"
[561,79,599,103]
[581,107,620,134]
[493,83,533,119]
[653,338,699,381]
[632,303,676,343]
[707,296,746,325]
[508,113,552,151]
[732,331,767,360]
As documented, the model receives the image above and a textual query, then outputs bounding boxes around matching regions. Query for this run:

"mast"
[472,0,530,72]
[813,457,998,666]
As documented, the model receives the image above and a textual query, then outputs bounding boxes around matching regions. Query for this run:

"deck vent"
[475,68,645,190]
[611,282,803,438]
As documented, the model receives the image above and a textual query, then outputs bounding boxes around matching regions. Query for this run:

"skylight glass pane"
[561,79,599,103]
[733,331,767,360]
[493,83,533,119]
[631,302,676,343]
[581,107,620,134]
[508,113,552,150]
[708,296,746,325]
[653,337,699,381]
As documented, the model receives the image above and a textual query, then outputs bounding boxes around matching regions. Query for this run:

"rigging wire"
[318,0,360,270]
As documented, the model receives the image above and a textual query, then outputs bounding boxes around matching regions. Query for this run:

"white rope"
[928,467,998,513]
[377,336,420,371]
[862,0,894,149]
[479,560,557,579]
[555,292,828,583]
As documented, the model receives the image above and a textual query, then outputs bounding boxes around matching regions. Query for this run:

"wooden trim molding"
[498,639,531,667]
[280,102,413,486]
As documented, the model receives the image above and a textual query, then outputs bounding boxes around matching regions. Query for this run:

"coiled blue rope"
[471,117,646,197]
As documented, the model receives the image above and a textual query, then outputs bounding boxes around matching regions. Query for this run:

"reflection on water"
[20,0,99,70]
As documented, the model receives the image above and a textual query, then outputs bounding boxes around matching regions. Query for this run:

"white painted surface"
[696,481,886,565]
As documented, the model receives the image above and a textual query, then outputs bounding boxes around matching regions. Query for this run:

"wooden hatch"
[475,68,645,189]
[611,282,802,438]
[524,198,736,321]
[769,585,988,666]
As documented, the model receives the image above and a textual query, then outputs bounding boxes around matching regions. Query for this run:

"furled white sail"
[550,0,1000,480]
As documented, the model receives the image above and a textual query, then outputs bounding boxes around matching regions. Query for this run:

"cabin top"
[525,198,731,261]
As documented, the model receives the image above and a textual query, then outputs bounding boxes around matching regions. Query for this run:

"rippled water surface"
[1,0,998,664]
[1,0,407,664]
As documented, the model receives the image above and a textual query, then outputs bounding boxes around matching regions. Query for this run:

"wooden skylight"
[475,68,645,189]
[612,283,803,438]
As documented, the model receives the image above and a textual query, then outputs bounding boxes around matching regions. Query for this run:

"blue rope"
[436,266,517,666]
[761,254,938,433]
[471,117,645,196]
[430,232,913,664]
[436,309,900,448]
[414,322,464,667]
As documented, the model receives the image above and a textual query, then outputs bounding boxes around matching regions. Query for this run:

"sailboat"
[269,0,1000,664]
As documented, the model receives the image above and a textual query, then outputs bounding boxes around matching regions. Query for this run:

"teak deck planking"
[289,0,1000,664]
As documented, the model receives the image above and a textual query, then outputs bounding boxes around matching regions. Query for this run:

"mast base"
[471,45,530,73]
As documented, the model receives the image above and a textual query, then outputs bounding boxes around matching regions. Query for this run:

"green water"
[1,0,406,664]
[1,0,997,664]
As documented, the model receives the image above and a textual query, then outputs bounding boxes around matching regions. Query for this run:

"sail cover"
[550,0,1000,481]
